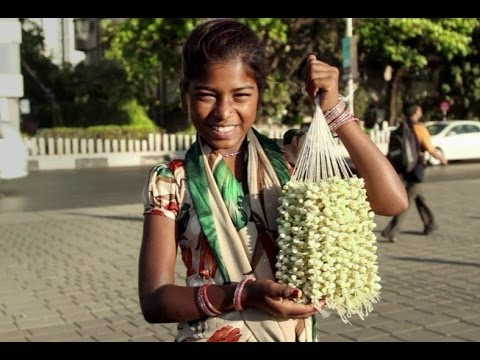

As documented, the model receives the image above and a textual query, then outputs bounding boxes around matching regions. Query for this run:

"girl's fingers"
[207,325,243,342]
[303,56,339,109]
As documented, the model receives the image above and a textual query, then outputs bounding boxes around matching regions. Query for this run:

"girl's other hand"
[303,54,340,112]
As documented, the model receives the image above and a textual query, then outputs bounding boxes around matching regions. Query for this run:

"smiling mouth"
[210,125,238,133]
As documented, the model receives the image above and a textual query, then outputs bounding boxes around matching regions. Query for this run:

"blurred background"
[2,18,480,177]
[1,18,479,343]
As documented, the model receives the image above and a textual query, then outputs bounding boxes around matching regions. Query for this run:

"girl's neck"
[221,149,244,158]
[222,151,245,182]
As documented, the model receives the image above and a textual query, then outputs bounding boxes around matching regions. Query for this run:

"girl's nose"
[214,98,234,120]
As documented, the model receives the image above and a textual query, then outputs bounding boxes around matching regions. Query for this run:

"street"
[0,162,479,342]
[1,161,480,213]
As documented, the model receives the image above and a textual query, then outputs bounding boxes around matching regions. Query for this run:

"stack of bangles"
[324,97,359,135]
[196,284,222,317]
[195,276,255,317]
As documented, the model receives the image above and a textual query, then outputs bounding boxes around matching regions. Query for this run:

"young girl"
[139,19,407,342]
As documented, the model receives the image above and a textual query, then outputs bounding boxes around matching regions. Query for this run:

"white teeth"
[211,125,236,133]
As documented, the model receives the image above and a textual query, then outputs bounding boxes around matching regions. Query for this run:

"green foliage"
[358,18,479,68]
[241,18,288,45]
[437,23,480,119]
[103,18,204,114]
[20,20,138,129]
[103,18,287,89]
[353,85,370,124]
[20,19,65,127]
[103,18,290,126]
[24,18,480,131]
[62,60,135,127]
[241,18,290,122]
[357,18,480,123]
[103,18,348,127]
[277,19,344,124]
[104,18,204,83]
[121,99,157,130]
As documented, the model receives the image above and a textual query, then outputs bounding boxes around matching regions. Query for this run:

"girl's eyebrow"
[192,85,255,92]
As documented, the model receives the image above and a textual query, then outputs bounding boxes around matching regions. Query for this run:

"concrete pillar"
[0,18,23,131]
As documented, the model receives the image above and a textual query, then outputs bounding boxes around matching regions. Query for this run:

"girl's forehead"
[190,62,257,86]
[202,60,249,74]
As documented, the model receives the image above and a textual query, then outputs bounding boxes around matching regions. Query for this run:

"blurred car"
[425,120,480,165]
[0,121,29,180]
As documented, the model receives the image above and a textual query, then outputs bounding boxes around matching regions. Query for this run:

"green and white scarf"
[184,128,315,342]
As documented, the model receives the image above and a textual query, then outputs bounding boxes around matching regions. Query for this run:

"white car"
[425,120,480,165]
[0,121,29,180]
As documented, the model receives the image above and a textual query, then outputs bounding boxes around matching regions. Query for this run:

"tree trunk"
[387,65,405,126]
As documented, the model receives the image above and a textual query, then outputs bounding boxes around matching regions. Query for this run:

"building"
[73,18,125,65]
[24,18,85,67]
[1,18,86,130]
[0,18,23,130]
[73,18,103,65]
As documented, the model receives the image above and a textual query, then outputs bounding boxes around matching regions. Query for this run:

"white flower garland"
[275,99,381,324]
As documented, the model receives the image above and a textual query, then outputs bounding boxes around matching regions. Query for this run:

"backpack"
[387,121,421,174]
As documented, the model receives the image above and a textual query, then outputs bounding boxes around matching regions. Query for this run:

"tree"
[103,18,290,129]
[20,19,64,128]
[357,18,479,124]
[66,60,134,127]
[103,18,205,128]
[20,19,138,129]
[103,18,352,127]
[242,18,289,123]
[437,22,480,120]
[270,18,344,125]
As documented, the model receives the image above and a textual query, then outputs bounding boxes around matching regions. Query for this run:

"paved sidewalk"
[1,178,479,342]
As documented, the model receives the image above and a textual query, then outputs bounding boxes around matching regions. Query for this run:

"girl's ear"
[257,95,263,112]
[180,80,188,113]
[180,92,187,113]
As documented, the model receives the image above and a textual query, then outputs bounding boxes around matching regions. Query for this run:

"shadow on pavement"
[64,212,143,222]
[390,256,480,268]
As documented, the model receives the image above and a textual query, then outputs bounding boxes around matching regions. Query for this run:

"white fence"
[25,124,391,171]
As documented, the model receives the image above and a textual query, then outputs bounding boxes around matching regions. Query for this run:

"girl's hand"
[303,54,340,112]
[244,279,325,319]
[206,325,242,342]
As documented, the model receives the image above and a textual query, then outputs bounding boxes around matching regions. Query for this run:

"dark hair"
[405,104,421,118]
[180,19,267,97]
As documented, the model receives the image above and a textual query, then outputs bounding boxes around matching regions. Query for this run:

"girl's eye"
[193,92,252,102]
[195,93,216,100]
[234,93,251,100]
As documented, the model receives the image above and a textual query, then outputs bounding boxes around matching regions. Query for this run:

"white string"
[292,98,353,182]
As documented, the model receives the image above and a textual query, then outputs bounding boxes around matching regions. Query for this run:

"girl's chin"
[202,137,244,151]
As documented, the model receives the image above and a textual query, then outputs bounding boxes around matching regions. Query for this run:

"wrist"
[322,94,341,113]
[324,97,346,120]
[233,277,255,311]
[240,279,255,309]
[196,284,222,317]
[324,98,359,135]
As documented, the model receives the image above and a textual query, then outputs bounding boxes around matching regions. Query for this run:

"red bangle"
[202,284,222,316]
[233,276,254,311]
[196,284,220,317]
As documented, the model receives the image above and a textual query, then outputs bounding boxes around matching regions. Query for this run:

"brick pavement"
[0,178,479,342]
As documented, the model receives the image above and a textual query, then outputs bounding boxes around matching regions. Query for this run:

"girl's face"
[185,61,259,154]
